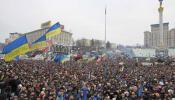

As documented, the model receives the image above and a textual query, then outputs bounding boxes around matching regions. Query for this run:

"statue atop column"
[159,0,163,6]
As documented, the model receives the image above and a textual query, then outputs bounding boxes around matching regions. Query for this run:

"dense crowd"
[0,56,175,100]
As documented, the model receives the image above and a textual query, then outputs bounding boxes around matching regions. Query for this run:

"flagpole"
[104,6,108,80]
[105,6,107,49]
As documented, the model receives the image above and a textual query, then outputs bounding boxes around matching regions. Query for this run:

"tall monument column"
[156,0,168,58]
[158,0,164,48]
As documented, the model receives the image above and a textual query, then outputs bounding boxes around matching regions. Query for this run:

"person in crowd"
[0,54,174,100]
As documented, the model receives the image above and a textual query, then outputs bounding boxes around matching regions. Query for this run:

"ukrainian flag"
[2,35,30,61]
[45,22,61,39]
[30,22,61,50]
[30,35,47,51]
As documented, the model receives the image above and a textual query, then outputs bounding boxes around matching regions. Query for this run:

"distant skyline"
[0,0,175,45]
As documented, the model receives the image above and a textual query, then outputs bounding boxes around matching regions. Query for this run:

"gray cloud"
[0,0,175,45]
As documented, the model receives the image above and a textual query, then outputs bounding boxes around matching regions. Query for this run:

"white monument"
[156,0,168,58]
[158,0,164,47]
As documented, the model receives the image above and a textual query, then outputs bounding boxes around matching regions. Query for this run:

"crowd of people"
[0,55,175,100]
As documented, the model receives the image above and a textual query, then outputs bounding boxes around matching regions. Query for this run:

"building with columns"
[143,23,175,49]
[25,27,73,46]
[151,23,169,48]
[26,21,73,46]
[5,32,23,44]
[144,23,169,48]
[5,22,73,48]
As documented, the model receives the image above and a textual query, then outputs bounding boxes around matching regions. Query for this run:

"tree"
[94,40,102,48]
[76,39,88,47]
[90,39,95,47]
[76,40,81,47]
[106,41,111,49]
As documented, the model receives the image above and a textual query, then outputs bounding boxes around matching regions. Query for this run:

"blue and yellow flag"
[2,35,30,61]
[30,22,61,50]
[30,35,47,51]
[45,22,61,39]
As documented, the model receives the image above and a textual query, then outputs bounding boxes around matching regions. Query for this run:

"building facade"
[144,23,169,48]
[25,28,48,44]
[5,22,73,51]
[144,31,152,48]
[76,39,91,47]
[151,23,169,48]
[25,23,73,46]
[5,32,23,44]
[144,23,175,48]
[168,28,175,48]
[76,39,105,47]
[51,30,73,46]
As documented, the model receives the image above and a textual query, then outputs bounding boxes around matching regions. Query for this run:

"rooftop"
[9,32,23,35]
[24,27,72,35]
[151,22,169,27]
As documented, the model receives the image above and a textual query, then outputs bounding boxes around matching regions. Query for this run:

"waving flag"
[30,35,47,51]
[2,35,30,61]
[45,22,61,38]
[30,22,61,50]
[137,84,143,97]
[54,53,63,63]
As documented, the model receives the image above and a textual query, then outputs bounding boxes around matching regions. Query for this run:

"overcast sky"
[0,0,175,45]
